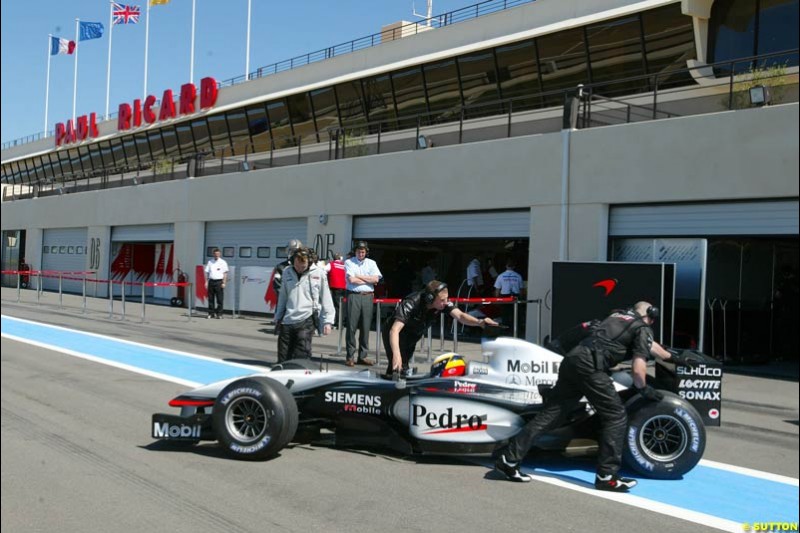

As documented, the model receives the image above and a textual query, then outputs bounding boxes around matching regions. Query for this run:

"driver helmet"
[430,353,467,378]
[287,239,303,255]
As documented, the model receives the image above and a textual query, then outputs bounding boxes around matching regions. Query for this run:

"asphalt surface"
[2,289,798,532]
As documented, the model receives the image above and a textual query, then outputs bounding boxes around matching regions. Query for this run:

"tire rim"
[225,397,269,443]
[638,414,688,462]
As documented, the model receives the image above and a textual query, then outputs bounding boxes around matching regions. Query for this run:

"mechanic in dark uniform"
[495,301,690,490]
[272,238,303,295]
[383,280,499,376]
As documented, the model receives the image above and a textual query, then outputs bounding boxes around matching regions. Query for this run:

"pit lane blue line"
[3,314,798,530]
[1,315,258,385]
[512,457,799,527]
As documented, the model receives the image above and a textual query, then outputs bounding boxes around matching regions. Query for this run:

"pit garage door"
[41,227,88,292]
[353,210,530,239]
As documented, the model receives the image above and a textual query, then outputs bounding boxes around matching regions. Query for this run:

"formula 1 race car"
[152,336,708,479]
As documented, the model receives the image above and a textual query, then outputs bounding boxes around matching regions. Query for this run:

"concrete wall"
[3,103,798,339]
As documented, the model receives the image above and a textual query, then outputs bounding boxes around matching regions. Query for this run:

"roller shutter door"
[609,200,799,237]
[111,224,174,242]
[41,227,88,292]
[204,218,307,268]
[353,210,530,239]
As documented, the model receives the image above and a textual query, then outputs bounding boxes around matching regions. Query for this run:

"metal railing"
[2,0,534,150]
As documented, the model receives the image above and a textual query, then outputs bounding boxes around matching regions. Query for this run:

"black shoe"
[214,314,222,319]
[595,473,637,492]
[207,314,213,319]
[494,455,532,483]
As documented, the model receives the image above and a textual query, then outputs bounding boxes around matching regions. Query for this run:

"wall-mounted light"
[749,85,771,107]
[319,214,329,225]
[417,134,428,150]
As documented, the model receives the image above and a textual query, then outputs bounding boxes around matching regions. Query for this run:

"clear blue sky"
[1,0,470,144]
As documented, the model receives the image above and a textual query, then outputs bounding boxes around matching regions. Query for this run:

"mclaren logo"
[593,278,618,297]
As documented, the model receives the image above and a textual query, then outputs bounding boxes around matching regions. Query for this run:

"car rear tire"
[212,377,298,460]
[623,391,705,479]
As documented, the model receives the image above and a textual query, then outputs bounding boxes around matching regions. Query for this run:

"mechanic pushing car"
[494,301,698,490]
[383,280,499,376]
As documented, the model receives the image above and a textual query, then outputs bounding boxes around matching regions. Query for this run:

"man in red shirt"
[326,253,347,327]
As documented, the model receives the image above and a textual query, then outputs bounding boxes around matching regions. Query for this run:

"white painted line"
[1,314,257,371]
[699,459,800,486]
[1,332,203,388]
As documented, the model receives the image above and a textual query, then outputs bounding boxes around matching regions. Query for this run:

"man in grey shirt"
[275,247,335,363]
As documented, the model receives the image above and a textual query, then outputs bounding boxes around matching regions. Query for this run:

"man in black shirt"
[383,280,498,375]
[494,301,689,490]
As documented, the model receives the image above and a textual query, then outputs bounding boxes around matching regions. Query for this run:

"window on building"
[267,99,294,148]
[246,103,270,153]
[134,132,152,163]
[362,73,397,131]
[191,118,212,153]
[392,66,428,129]
[424,58,462,122]
[287,93,318,143]
[310,86,339,138]
[335,80,367,128]
[207,113,232,154]
[458,49,501,117]
[495,39,542,111]
[585,15,648,96]
[88,144,105,174]
[110,138,127,167]
[239,247,253,258]
[226,109,251,155]
[175,123,196,156]
[147,130,165,162]
[756,0,799,68]
[537,27,590,105]
[641,4,696,89]
[709,0,758,74]
[161,126,180,158]
[99,140,116,168]
[122,136,138,166]
[222,247,235,258]
[257,247,270,258]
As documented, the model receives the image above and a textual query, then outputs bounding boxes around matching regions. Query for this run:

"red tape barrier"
[1,270,190,288]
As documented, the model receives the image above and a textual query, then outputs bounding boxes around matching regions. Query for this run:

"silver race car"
[152,336,707,479]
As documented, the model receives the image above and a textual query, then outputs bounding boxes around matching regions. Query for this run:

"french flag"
[50,36,76,56]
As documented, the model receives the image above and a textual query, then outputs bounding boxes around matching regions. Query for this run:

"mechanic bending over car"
[274,247,335,363]
[383,280,499,376]
[494,301,698,490]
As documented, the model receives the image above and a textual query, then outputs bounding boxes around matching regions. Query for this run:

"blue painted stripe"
[523,458,798,525]
[1,316,256,385]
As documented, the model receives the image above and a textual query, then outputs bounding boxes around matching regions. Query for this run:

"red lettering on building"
[200,77,218,108]
[118,103,132,130]
[65,120,77,144]
[133,99,142,128]
[143,95,157,123]
[159,89,176,121]
[77,116,89,141]
[55,123,66,147]
[179,83,196,115]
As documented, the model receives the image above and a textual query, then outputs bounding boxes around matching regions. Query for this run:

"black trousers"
[346,292,373,361]
[208,279,224,316]
[382,326,420,375]
[277,317,315,363]
[501,346,627,476]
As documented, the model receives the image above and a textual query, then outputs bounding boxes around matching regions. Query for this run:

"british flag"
[112,3,141,25]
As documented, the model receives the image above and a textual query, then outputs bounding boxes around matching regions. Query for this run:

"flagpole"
[144,1,151,99]
[245,0,252,80]
[45,34,52,134]
[105,2,114,120]
[190,0,196,84]
[73,18,80,124]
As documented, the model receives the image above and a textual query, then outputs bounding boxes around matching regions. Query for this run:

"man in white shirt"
[205,248,229,319]
[466,254,484,295]
[345,240,382,367]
